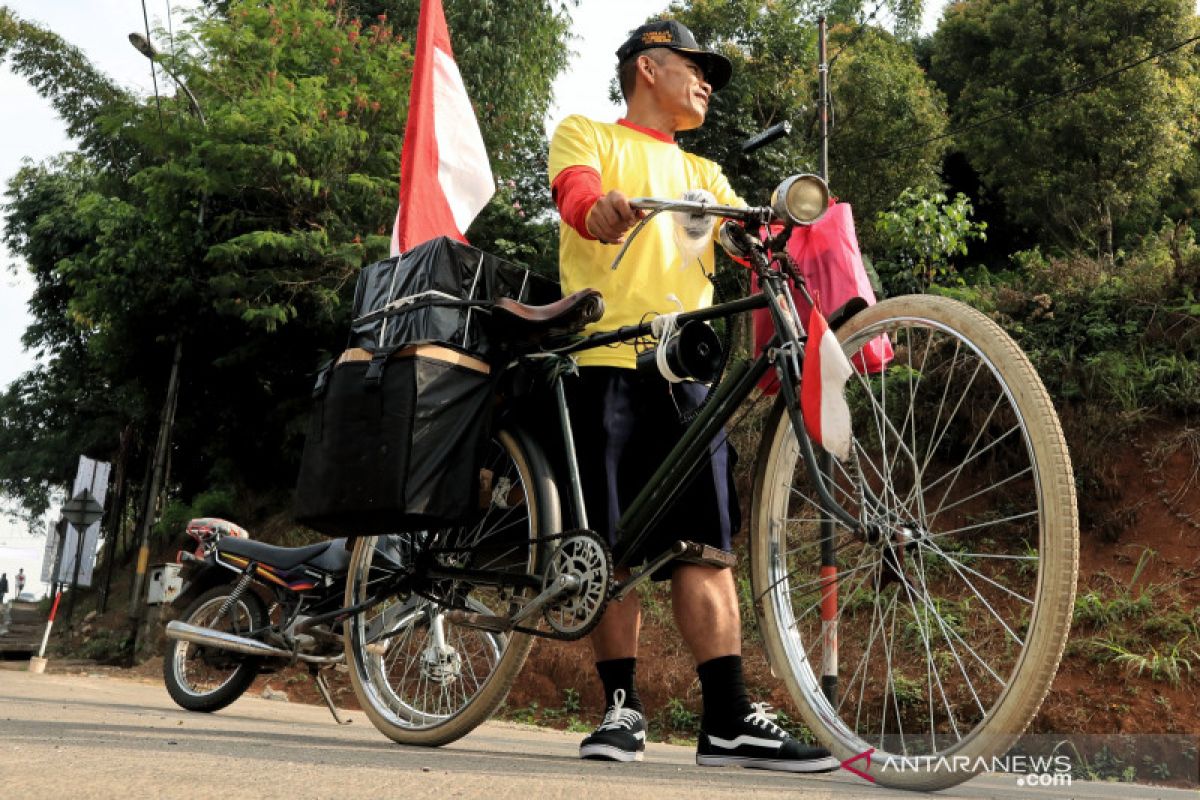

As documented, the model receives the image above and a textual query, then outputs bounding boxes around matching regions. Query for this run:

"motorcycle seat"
[218,537,338,571]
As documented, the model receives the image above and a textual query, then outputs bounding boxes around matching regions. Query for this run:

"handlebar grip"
[740,121,792,154]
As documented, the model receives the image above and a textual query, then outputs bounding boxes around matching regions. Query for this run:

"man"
[548,19,838,773]
[0,572,7,605]
[14,568,24,598]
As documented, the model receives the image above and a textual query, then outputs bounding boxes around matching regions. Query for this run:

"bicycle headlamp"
[771,174,830,226]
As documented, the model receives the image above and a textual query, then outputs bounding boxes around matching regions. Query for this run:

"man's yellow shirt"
[549,115,743,368]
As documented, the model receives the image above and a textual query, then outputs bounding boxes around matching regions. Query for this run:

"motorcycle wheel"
[162,584,268,712]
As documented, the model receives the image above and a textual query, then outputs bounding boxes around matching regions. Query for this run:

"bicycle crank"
[540,530,611,639]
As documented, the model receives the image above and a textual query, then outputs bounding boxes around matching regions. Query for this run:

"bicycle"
[338,173,1079,791]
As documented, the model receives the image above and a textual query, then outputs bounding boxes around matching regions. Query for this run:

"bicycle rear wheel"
[344,428,558,746]
[751,294,1078,790]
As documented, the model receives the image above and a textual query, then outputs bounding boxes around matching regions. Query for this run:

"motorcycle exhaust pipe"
[165,620,342,664]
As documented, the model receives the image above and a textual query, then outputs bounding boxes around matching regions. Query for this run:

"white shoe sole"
[696,754,841,773]
[580,743,645,762]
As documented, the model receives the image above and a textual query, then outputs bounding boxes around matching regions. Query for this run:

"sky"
[0,0,1064,594]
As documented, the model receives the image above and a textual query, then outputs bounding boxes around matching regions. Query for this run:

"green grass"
[1100,638,1195,687]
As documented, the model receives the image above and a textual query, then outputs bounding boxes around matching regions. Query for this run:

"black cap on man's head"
[616,20,732,92]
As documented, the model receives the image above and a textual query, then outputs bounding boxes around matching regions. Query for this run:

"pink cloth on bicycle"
[752,202,892,393]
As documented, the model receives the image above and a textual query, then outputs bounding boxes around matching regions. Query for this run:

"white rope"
[651,295,686,383]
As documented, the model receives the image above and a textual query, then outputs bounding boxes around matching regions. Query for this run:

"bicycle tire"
[750,294,1078,790]
[162,585,267,713]
[344,427,559,747]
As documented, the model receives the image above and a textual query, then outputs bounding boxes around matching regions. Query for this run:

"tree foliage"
[929,0,1200,259]
[647,0,947,236]
[0,0,571,518]
[873,188,987,293]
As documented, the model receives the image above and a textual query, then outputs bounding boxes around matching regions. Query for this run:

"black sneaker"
[697,702,839,773]
[579,689,646,762]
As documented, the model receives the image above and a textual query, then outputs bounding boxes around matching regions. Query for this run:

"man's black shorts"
[565,366,740,580]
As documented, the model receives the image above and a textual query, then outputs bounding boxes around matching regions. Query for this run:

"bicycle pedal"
[674,540,737,568]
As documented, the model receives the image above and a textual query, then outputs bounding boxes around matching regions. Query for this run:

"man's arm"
[552,167,643,245]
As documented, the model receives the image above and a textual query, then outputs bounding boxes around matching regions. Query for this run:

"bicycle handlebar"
[609,198,773,271]
[627,197,773,225]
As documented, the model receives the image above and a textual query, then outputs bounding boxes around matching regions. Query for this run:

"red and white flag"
[801,304,855,460]
[391,0,495,255]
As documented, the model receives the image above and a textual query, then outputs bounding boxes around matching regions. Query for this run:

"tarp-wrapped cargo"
[294,236,559,537]
[348,236,558,360]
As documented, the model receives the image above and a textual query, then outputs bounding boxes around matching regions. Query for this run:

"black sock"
[595,657,644,714]
[696,654,753,732]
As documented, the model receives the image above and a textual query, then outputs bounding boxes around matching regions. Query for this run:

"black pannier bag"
[294,236,558,537]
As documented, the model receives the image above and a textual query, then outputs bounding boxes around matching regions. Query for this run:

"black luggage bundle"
[294,236,557,537]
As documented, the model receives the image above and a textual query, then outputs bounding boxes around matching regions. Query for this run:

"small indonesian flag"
[390,0,495,255]
[801,304,855,460]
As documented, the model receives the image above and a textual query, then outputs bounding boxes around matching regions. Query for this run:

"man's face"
[645,50,712,131]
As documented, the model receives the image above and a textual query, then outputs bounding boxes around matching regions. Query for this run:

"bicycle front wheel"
[750,294,1078,790]
[344,428,559,746]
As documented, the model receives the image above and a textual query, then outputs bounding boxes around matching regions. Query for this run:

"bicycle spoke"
[907,543,984,731]
[924,509,1039,539]
[923,465,1033,522]
[910,548,964,747]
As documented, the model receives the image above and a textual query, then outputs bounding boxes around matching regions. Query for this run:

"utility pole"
[99,426,132,613]
[126,338,182,662]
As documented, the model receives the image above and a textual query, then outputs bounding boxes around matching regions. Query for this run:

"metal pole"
[816,15,838,706]
[126,337,183,663]
[818,16,829,184]
[63,523,85,626]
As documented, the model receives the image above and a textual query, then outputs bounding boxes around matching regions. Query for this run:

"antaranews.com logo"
[839,748,1073,787]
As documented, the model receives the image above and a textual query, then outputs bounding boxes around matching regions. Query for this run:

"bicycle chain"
[411,529,614,642]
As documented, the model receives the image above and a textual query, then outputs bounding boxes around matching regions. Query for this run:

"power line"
[847,32,1200,165]
[827,0,889,68]
[165,0,177,68]
[140,0,165,134]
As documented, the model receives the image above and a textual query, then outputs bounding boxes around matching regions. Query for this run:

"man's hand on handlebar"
[586,190,646,245]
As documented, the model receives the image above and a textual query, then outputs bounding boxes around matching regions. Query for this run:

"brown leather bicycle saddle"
[491,288,605,342]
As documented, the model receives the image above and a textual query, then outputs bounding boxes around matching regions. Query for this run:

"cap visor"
[673,48,732,92]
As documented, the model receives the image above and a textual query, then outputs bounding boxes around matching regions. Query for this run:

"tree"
[824,25,949,241]
[872,188,987,293]
[273,0,576,274]
[929,0,1200,259]
[654,0,948,240]
[0,0,573,519]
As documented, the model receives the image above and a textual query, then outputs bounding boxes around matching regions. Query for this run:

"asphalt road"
[0,665,1193,800]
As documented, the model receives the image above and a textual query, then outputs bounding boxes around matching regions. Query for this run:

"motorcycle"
[161,517,360,724]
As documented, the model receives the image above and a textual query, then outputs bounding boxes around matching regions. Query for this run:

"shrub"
[871,189,987,294]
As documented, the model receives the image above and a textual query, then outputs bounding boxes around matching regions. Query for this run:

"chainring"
[540,530,611,640]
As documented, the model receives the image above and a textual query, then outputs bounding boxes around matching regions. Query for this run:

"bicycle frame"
[332,253,861,616]
[540,255,865,593]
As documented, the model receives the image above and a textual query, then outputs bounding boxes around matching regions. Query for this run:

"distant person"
[15,568,25,598]
[0,572,8,604]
